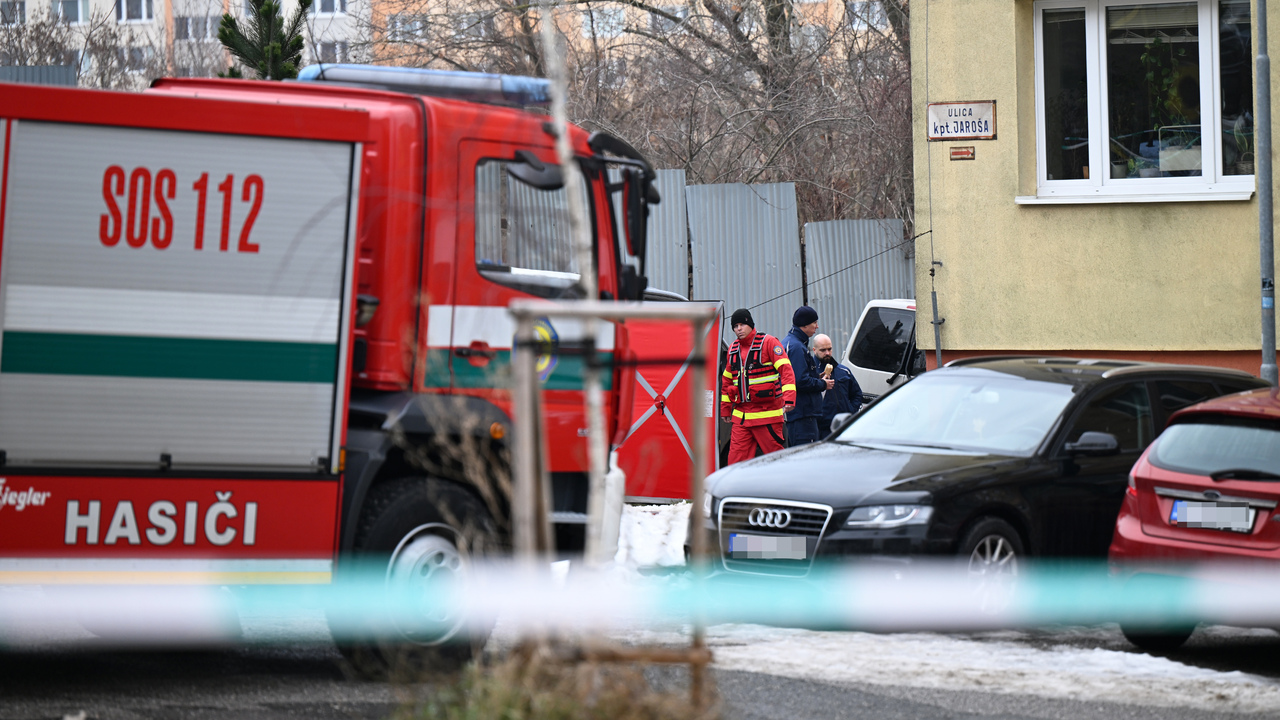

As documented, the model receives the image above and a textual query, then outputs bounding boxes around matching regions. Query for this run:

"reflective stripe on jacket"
[720,330,797,427]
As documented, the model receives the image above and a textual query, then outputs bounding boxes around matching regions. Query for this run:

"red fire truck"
[0,64,674,673]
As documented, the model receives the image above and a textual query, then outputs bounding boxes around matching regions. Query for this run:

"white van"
[840,299,926,401]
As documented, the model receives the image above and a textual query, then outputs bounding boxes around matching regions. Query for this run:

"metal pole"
[687,317,708,713]
[512,315,539,558]
[1259,0,1278,385]
[931,289,944,369]
[538,0,610,563]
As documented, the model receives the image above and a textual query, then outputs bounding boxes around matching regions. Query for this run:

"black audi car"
[700,357,1268,578]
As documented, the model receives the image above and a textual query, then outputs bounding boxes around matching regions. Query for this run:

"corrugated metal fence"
[471,161,911,349]
[0,65,76,86]
[686,182,804,344]
[805,219,914,356]
[673,181,912,348]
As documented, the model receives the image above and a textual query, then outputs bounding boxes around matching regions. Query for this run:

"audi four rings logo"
[748,507,792,528]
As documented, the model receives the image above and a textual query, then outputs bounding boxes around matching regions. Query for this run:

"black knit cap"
[730,308,754,329]
[793,305,818,327]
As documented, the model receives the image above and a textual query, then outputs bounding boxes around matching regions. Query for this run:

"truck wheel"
[332,476,500,680]
[958,517,1023,613]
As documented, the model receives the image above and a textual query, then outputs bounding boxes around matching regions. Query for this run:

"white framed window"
[1026,0,1254,203]
[602,56,625,88]
[846,0,887,30]
[174,15,214,40]
[798,23,828,52]
[649,5,687,34]
[387,13,427,41]
[116,0,153,22]
[315,40,347,63]
[310,0,346,16]
[583,6,625,37]
[116,46,150,71]
[0,1,24,24]
[53,0,82,23]
[456,11,492,39]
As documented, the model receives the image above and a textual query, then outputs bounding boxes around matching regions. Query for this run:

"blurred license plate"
[728,533,806,560]
[1170,500,1256,533]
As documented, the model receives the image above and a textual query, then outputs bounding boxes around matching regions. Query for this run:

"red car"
[1109,386,1280,652]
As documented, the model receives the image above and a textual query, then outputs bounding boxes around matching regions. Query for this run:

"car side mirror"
[1064,431,1120,456]
[830,413,853,434]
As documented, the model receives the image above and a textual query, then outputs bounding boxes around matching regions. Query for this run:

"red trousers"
[727,422,786,465]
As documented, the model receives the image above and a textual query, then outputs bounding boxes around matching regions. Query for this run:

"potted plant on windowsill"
[1141,37,1201,175]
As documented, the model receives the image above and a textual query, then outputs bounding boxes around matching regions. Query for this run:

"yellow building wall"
[912,0,1278,365]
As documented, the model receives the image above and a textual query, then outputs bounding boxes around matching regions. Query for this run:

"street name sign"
[927,100,996,141]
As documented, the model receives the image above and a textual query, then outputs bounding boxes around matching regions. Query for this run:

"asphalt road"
[3,627,1280,720]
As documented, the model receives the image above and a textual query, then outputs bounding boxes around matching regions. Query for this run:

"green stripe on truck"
[421,347,615,391]
[0,331,337,383]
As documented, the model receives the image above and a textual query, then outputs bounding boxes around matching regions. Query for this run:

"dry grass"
[399,643,721,720]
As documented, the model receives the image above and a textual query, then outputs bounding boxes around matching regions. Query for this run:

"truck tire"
[332,476,500,680]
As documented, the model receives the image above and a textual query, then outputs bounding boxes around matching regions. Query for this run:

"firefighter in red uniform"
[720,308,797,465]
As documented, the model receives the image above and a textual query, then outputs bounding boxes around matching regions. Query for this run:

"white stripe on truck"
[4,284,340,343]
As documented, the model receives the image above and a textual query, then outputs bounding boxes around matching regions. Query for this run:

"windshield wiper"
[1211,468,1280,481]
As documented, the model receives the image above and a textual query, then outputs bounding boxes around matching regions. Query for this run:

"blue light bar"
[296,64,552,107]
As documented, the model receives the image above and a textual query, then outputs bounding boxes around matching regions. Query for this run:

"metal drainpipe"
[1259,0,1278,385]
[930,261,943,369]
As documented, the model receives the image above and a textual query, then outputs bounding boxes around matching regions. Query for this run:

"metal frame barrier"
[509,298,720,711]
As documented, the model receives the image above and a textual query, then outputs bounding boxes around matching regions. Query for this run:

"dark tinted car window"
[1217,380,1264,396]
[1154,380,1217,415]
[838,371,1074,455]
[1150,419,1280,476]
[909,348,927,376]
[1066,383,1154,451]
[849,308,915,373]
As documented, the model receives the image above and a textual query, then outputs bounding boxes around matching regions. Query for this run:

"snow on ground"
[604,505,1280,715]
[703,624,1280,714]
[613,502,690,568]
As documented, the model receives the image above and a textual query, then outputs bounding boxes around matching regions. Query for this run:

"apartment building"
[0,0,364,85]
[371,0,887,78]
[912,0,1274,374]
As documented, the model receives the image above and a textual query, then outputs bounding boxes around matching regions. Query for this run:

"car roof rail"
[1100,363,1261,379]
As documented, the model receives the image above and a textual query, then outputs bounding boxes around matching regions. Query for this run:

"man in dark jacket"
[814,333,863,434]
[782,305,832,446]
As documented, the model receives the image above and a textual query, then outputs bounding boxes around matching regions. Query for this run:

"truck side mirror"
[507,150,563,190]
[621,168,650,259]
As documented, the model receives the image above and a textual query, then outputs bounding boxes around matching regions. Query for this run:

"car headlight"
[703,492,714,519]
[845,504,932,528]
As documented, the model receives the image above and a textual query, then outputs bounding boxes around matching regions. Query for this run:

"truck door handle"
[455,341,496,367]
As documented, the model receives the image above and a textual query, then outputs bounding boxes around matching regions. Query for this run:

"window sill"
[1016,182,1255,205]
